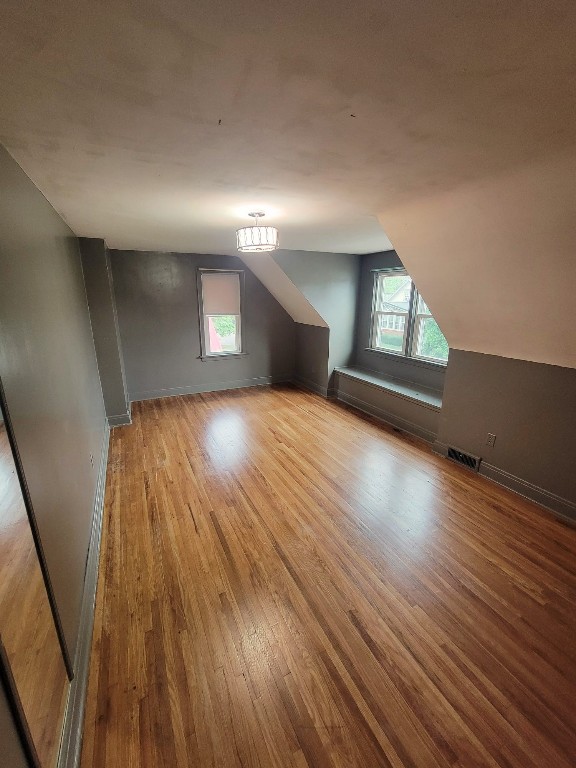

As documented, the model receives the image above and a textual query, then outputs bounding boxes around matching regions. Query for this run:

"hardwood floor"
[81,385,576,768]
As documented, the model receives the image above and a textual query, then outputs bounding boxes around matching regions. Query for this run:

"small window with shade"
[198,270,243,358]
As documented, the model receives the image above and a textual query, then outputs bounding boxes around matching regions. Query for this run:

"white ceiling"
[1,1,575,365]
[3,1,574,257]
[0,0,402,254]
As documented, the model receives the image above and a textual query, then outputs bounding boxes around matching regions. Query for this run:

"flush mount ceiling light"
[236,212,279,252]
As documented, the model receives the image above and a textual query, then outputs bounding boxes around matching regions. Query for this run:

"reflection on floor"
[0,424,69,768]
[83,386,576,767]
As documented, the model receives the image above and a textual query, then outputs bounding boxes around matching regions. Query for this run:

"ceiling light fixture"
[236,212,279,252]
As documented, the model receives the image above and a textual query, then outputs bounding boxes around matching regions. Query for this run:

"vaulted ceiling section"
[1,1,575,366]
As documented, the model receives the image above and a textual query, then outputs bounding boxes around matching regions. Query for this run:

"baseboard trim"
[433,440,576,524]
[107,410,131,427]
[336,390,437,443]
[481,462,576,524]
[129,374,292,402]
[432,440,449,457]
[292,376,329,398]
[57,422,110,768]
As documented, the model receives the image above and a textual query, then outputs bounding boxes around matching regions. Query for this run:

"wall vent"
[447,446,481,472]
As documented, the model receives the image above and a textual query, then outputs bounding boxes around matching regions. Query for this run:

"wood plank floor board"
[81,385,576,767]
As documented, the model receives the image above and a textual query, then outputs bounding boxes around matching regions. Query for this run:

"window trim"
[369,268,448,366]
[197,268,245,359]
[370,310,409,355]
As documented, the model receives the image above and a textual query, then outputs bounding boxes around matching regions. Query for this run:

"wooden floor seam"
[81,385,576,767]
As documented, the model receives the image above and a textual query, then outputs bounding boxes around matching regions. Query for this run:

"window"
[199,270,243,357]
[370,270,449,364]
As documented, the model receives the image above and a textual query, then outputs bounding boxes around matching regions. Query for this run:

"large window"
[199,270,242,356]
[370,270,449,364]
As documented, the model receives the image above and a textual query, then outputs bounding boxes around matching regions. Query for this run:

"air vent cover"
[447,446,481,472]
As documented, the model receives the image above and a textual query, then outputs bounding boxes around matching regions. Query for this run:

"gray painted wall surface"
[273,250,359,377]
[438,350,576,512]
[110,250,296,400]
[354,251,446,392]
[336,373,440,443]
[294,324,330,395]
[80,238,130,423]
[0,677,28,768]
[0,145,107,657]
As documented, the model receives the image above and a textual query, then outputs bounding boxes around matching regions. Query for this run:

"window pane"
[373,313,406,353]
[206,315,239,353]
[416,293,431,315]
[376,273,412,312]
[414,316,449,362]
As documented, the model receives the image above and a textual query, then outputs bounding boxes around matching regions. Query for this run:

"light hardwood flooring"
[81,385,576,767]
[0,425,69,768]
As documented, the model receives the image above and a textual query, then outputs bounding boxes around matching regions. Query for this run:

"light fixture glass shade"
[236,225,279,252]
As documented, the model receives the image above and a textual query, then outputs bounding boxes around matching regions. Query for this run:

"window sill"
[199,352,248,362]
[363,347,447,370]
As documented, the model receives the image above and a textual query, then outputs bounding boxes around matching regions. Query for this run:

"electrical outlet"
[90,453,94,468]
[486,433,496,448]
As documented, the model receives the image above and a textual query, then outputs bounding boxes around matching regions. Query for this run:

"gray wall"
[336,372,441,443]
[110,250,296,400]
[0,677,28,768]
[354,251,446,392]
[437,350,576,517]
[0,145,107,656]
[294,324,330,396]
[80,238,130,425]
[273,250,360,381]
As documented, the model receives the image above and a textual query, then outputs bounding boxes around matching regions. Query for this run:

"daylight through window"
[370,271,448,363]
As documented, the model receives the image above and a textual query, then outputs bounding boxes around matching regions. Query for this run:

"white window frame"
[197,269,245,359]
[369,269,448,365]
[371,309,409,354]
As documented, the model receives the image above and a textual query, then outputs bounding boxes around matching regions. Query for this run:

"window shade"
[201,272,241,315]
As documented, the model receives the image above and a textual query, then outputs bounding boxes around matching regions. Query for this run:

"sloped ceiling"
[382,151,576,369]
[0,1,575,366]
[238,252,327,327]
